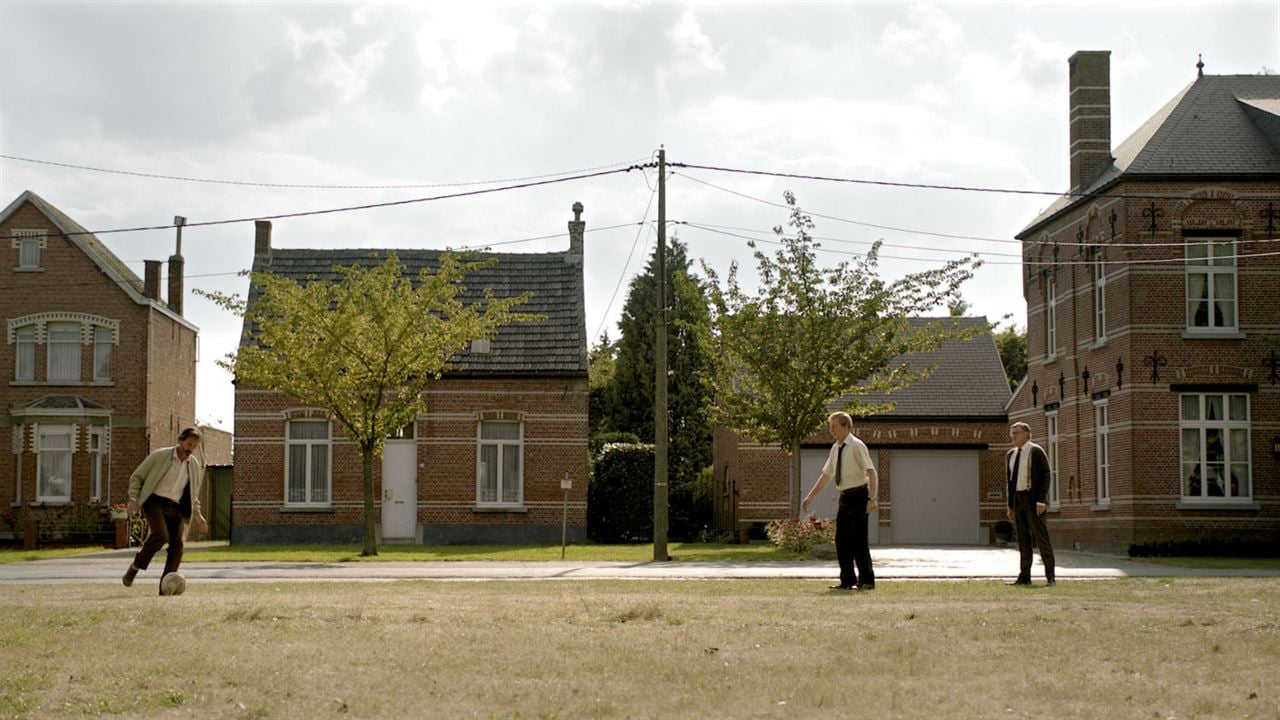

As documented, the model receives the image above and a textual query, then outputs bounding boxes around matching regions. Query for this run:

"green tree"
[587,332,618,437]
[993,322,1028,390]
[202,253,536,556]
[703,192,980,516]
[603,237,716,538]
[948,296,971,317]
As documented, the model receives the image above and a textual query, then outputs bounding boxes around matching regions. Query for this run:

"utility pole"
[653,147,669,561]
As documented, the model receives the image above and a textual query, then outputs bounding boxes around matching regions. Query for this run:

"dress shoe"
[829,584,855,591]
[1006,578,1032,586]
[855,583,875,591]
[122,563,139,587]
[1045,579,1056,586]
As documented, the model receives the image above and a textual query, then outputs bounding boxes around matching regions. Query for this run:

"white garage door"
[799,447,880,544]
[890,449,980,545]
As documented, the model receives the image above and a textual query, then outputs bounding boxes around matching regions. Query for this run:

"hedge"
[588,443,654,543]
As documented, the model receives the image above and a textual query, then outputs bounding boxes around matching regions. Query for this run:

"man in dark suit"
[1006,422,1055,586]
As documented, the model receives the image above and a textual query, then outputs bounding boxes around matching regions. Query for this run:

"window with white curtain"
[1185,238,1237,331]
[37,425,72,502]
[1045,274,1057,359]
[93,326,113,381]
[47,322,81,381]
[15,326,35,381]
[477,421,522,505]
[1181,394,1251,501]
[14,229,44,268]
[1094,400,1110,505]
[88,428,105,502]
[1046,410,1060,509]
[1093,249,1107,341]
[285,421,331,505]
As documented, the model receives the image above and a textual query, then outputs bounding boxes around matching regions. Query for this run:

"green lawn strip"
[0,546,111,564]
[1129,555,1280,570]
[0,578,1276,719]
[187,541,806,562]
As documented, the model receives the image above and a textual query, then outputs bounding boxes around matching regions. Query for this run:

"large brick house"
[1,190,203,542]
[713,317,1013,544]
[1008,52,1280,552]
[231,207,590,544]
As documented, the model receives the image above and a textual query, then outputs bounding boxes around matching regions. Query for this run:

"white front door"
[381,440,417,540]
[800,446,880,544]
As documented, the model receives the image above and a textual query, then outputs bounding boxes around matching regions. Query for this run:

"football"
[160,572,187,596]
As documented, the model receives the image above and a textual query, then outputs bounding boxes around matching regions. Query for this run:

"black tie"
[1011,447,1023,490]
[836,442,845,489]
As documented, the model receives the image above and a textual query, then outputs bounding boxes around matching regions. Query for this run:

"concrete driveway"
[2,545,1276,585]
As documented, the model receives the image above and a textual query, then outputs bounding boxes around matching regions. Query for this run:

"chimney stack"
[568,201,585,255]
[144,260,163,302]
[1068,50,1113,192]
[254,220,272,262]
[168,215,186,316]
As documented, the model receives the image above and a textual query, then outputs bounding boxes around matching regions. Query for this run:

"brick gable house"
[713,317,1013,544]
[1,190,201,542]
[231,207,589,544]
[1008,52,1280,552]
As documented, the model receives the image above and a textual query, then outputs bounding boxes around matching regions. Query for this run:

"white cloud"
[878,4,963,65]
[668,8,725,74]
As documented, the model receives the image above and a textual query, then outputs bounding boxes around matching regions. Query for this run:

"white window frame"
[93,326,113,381]
[15,325,35,381]
[12,229,45,269]
[1046,410,1060,509]
[1093,249,1107,342]
[88,428,105,502]
[1180,393,1251,503]
[1185,238,1238,332]
[1045,273,1057,360]
[284,420,332,507]
[46,321,81,382]
[476,420,523,507]
[37,424,73,503]
[1094,399,1110,506]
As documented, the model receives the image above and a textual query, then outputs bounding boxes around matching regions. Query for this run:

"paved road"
[2,546,1276,585]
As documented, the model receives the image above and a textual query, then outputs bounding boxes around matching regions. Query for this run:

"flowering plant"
[109,502,130,518]
[765,515,835,553]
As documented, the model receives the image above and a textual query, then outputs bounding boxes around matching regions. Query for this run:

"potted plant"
[109,502,130,521]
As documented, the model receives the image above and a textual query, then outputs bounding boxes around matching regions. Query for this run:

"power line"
[672,161,1280,203]
[593,183,659,343]
[676,171,1280,249]
[1,153,651,190]
[676,220,1024,259]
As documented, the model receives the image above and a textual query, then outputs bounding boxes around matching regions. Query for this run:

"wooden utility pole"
[653,147,669,561]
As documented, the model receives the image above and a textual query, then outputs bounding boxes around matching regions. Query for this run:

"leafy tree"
[993,322,1028,390]
[587,332,618,437]
[201,253,536,556]
[703,192,980,516]
[603,237,716,538]
[947,296,970,317]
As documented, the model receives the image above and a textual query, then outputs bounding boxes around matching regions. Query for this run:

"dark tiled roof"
[247,248,587,376]
[831,317,1011,418]
[1022,74,1280,235]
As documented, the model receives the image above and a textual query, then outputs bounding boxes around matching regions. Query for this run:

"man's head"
[828,411,852,443]
[1009,422,1031,448]
[177,426,202,455]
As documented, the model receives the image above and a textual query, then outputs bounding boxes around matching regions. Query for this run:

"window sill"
[472,504,527,514]
[1090,338,1108,350]
[1175,501,1260,512]
[9,380,114,387]
[1181,330,1245,340]
[1041,355,1058,366]
[1090,502,1111,511]
[12,267,44,272]
[30,501,71,507]
[280,506,335,513]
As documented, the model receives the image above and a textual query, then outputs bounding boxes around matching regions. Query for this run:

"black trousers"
[836,485,874,587]
[133,496,187,580]
[1012,491,1055,581]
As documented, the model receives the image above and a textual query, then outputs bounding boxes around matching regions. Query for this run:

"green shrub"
[589,431,642,458]
[588,443,654,543]
[1128,538,1278,558]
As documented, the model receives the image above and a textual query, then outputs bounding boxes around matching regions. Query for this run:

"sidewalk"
[3,545,1277,585]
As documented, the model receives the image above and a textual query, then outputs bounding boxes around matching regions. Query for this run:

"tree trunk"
[361,444,378,557]
[788,439,802,518]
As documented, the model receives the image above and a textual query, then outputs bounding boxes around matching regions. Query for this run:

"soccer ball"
[160,572,187,596]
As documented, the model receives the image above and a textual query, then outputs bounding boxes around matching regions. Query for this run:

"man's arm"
[126,450,159,513]
[865,467,879,514]
[801,472,831,514]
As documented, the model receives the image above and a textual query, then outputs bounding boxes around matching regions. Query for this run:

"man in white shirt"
[1006,422,1055,586]
[802,411,879,591]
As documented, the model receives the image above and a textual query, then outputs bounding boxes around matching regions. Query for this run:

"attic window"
[471,339,492,355]
[12,229,46,270]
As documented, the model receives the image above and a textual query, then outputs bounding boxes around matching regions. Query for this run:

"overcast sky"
[2,1,1277,431]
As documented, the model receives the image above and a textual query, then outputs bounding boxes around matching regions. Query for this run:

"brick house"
[231,207,590,544]
[713,317,1013,544]
[1008,51,1280,552]
[1,190,202,542]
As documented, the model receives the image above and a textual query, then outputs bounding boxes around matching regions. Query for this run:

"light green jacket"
[127,447,204,526]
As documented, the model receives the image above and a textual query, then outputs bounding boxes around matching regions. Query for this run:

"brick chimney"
[254,220,272,262]
[568,201,584,255]
[167,215,186,316]
[144,260,162,302]
[1068,50,1112,192]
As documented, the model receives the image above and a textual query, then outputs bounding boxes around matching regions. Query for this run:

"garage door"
[800,447,880,544]
[890,449,980,545]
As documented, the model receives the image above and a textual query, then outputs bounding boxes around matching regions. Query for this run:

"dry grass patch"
[1,579,1277,719]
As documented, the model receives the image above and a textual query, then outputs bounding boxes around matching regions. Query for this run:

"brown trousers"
[133,496,187,578]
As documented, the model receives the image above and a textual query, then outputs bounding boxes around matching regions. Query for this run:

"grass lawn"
[187,542,806,563]
[2,578,1277,719]
[0,546,113,565]
[1130,556,1280,570]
